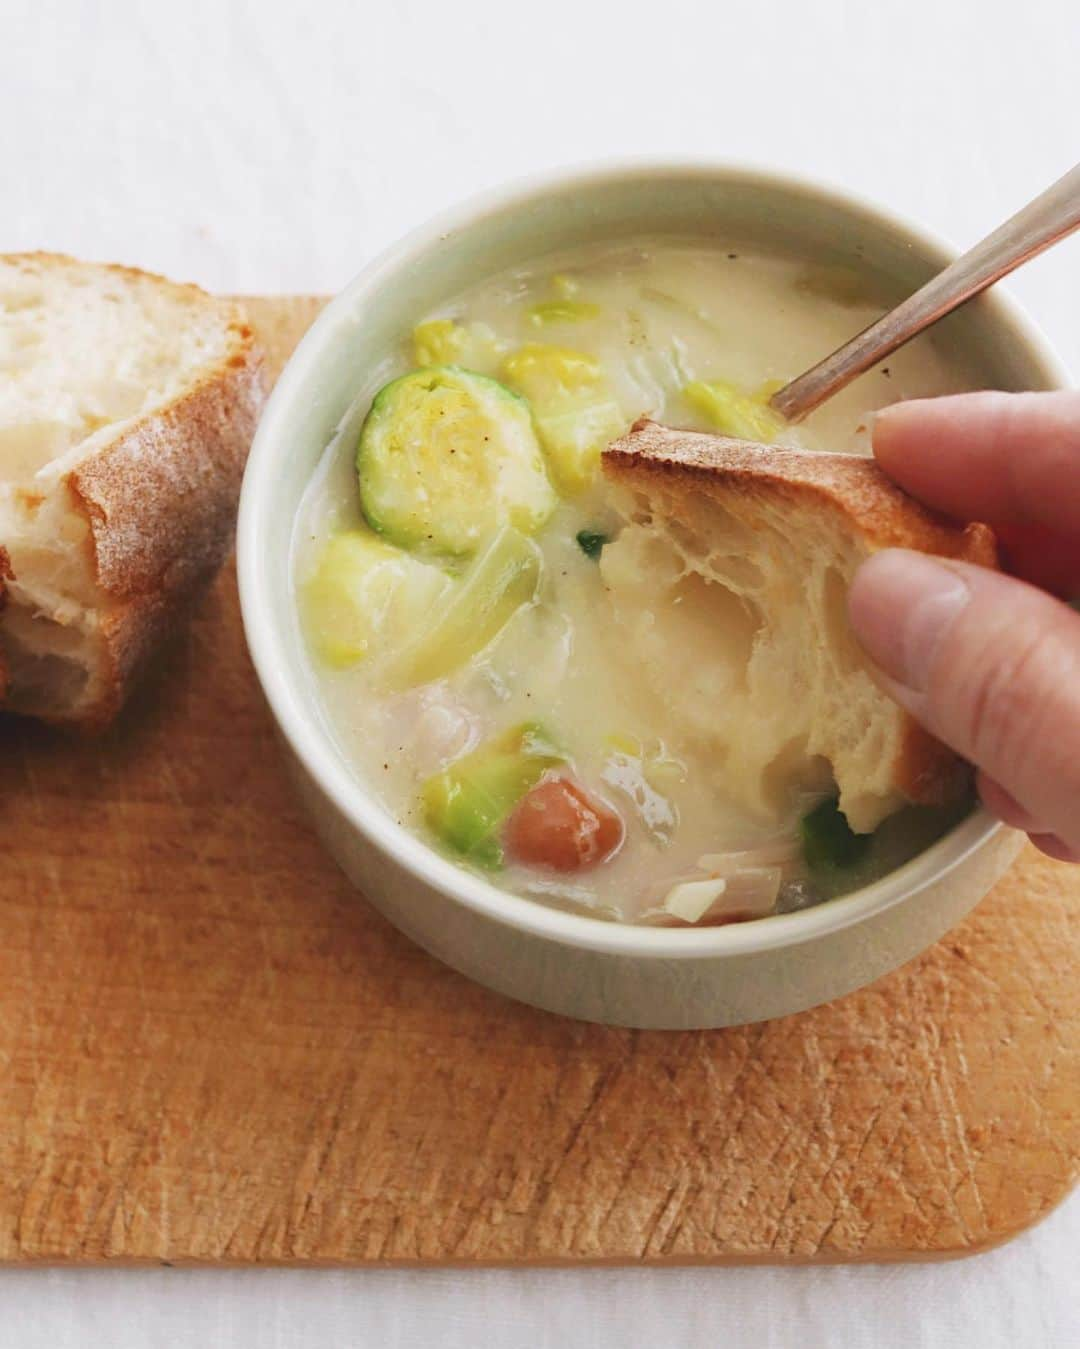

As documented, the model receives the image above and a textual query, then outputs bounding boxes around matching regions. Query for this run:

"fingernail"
[848,550,971,691]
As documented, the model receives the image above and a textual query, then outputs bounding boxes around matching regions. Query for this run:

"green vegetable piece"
[411,318,502,372]
[422,722,565,867]
[683,379,786,443]
[391,525,542,687]
[501,344,627,495]
[357,366,557,558]
[536,401,625,495]
[302,530,451,669]
[800,796,870,872]
[576,529,609,560]
[502,343,604,399]
[527,300,601,327]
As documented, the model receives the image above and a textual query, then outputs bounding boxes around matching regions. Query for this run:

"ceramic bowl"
[237,162,1065,1029]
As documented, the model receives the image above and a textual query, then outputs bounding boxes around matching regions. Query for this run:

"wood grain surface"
[0,296,1076,1266]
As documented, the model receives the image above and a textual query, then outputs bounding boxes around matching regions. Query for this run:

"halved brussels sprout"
[501,344,626,495]
[502,344,605,400]
[357,367,557,558]
[302,530,451,669]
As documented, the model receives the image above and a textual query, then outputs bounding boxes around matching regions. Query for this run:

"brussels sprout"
[421,722,565,867]
[357,367,557,558]
[302,530,450,669]
[501,344,627,495]
[502,343,605,400]
[411,318,502,372]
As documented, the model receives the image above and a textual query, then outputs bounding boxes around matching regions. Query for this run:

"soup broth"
[293,240,979,924]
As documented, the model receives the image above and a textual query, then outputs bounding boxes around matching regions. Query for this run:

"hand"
[848,391,1080,861]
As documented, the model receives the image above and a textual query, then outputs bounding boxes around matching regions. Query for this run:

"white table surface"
[4,0,1078,1343]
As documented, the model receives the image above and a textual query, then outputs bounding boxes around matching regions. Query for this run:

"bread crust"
[0,253,269,727]
[603,419,999,815]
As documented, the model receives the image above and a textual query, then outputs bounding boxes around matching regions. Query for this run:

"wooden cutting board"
[0,296,1076,1266]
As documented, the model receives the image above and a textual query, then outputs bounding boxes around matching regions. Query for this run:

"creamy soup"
[293,241,977,925]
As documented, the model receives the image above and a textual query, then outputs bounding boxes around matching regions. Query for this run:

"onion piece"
[718,867,783,913]
[640,866,783,927]
[697,836,801,875]
[660,877,729,923]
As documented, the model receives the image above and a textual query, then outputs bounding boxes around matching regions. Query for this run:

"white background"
[3,0,1078,1344]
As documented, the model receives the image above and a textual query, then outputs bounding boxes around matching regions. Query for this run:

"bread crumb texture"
[601,420,996,832]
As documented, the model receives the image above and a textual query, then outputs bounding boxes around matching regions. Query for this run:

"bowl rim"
[237,156,1070,960]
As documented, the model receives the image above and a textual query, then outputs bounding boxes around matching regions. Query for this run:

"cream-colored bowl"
[237,162,1065,1029]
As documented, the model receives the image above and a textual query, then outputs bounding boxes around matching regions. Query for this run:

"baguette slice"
[600,418,998,833]
[0,253,267,727]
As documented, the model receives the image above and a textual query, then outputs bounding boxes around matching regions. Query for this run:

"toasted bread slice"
[0,253,267,727]
[600,418,997,832]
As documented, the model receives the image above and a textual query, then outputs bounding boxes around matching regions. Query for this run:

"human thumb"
[848,549,1080,854]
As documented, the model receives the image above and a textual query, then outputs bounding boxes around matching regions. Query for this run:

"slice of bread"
[600,418,997,833]
[0,253,266,727]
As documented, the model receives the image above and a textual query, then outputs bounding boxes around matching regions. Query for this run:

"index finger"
[873,390,1080,533]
